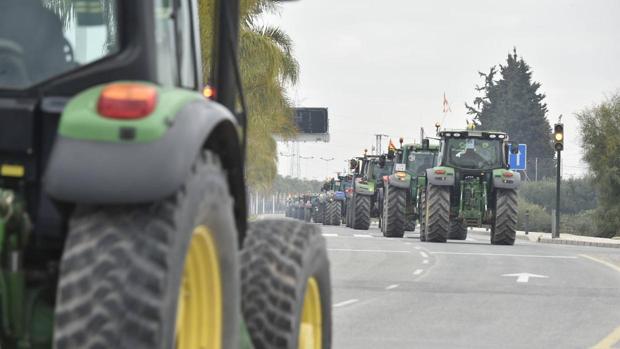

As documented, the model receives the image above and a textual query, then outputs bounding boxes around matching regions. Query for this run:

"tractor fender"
[387,174,410,189]
[426,168,455,186]
[44,99,239,204]
[492,169,522,190]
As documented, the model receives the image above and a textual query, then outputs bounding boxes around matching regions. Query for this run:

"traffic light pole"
[554,150,561,238]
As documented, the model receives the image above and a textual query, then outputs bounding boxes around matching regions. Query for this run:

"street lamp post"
[299,155,314,179]
[279,152,296,177]
[319,157,335,179]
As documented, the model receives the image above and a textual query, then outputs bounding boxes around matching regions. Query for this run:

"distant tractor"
[319,178,345,226]
[419,130,521,244]
[348,154,394,230]
[381,140,438,237]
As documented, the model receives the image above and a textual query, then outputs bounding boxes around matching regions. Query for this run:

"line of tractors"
[286,127,522,245]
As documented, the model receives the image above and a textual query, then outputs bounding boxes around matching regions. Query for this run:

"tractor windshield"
[0,0,119,89]
[407,152,436,176]
[445,138,503,169]
[369,161,394,180]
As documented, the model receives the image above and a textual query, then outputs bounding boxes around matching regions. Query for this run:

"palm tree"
[200,0,299,191]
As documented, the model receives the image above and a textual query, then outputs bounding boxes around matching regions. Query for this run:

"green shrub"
[517,198,551,233]
[519,178,597,215]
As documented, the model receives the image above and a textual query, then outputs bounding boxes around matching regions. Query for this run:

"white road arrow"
[502,273,549,283]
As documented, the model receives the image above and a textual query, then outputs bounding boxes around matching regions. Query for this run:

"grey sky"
[265,0,620,180]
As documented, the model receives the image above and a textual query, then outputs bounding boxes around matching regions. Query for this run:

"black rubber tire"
[425,184,450,243]
[491,189,518,245]
[323,201,335,226]
[241,219,332,349]
[448,219,468,240]
[419,190,427,241]
[404,216,416,232]
[382,186,406,238]
[331,201,342,225]
[352,194,371,230]
[54,151,240,349]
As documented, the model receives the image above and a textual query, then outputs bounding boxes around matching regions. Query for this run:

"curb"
[538,237,620,249]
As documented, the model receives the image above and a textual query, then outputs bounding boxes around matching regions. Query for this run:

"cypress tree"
[466,48,555,178]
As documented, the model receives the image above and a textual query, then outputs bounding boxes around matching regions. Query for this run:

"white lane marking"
[413,269,424,276]
[579,254,620,273]
[430,251,577,259]
[423,259,429,264]
[328,248,411,254]
[322,233,338,237]
[333,299,359,308]
[420,251,429,258]
[414,246,421,250]
[353,234,373,238]
[385,284,399,290]
[502,273,549,283]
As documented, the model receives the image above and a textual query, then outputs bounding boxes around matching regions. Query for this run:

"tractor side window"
[176,0,197,89]
[154,0,179,86]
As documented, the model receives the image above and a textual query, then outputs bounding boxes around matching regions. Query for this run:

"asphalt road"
[323,223,620,349]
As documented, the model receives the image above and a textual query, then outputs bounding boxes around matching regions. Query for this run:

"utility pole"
[375,134,388,155]
[553,119,564,238]
[299,155,314,179]
[319,157,335,179]
[279,151,296,177]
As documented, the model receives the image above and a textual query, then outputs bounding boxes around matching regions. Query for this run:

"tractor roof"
[402,143,439,151]
[439,130,508,140]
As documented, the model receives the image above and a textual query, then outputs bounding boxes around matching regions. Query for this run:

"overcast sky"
[264,0,620,180]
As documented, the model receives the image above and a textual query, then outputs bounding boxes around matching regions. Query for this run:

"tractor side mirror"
[510,144,519,154]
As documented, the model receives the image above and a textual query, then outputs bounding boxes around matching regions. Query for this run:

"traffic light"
[553,123,564,151]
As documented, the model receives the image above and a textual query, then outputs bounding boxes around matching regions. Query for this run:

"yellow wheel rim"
[298,277,322,349]
[176,225,222,349]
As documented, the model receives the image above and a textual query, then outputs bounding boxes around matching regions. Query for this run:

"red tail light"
[97,83,158,119]
[503,171,514,177]
[434,169,446,175]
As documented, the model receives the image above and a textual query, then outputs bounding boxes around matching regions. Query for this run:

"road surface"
[323,223,620,349]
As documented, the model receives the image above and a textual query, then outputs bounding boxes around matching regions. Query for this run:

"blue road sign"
[508,144,527,170]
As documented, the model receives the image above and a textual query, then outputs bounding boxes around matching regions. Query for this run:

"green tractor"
[347,154,394,230]
[0,1,331,349]
[419,130,521,244]
[380,140,438,237]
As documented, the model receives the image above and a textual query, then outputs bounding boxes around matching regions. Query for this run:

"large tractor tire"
[241,219,332,349]
[323,201,334,226]
[331,201,342,226]
[382,186,406,238]
[448,219,468,240]
[491,189,518,245]
[419,190,427,241]
[424,184,450,243]
[404,216,416,232]
[352,194,371,230]
[54,151,240,349]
